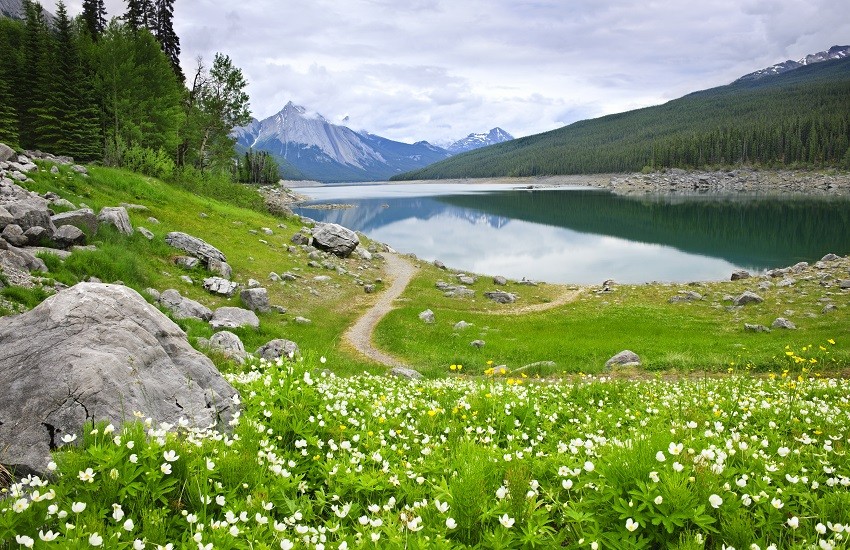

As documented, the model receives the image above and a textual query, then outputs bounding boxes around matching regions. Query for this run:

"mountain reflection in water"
[293,184,850,284]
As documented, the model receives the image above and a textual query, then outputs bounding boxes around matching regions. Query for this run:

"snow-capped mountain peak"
[735,45,850,82]
[447,127,515,154]
[232,102,451,182]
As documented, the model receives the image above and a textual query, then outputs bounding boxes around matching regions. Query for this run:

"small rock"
[734,291,763,306]
[730,270,750,281]
[744,323,771,333]
[492,275,507,286]
[159,289,212,321]
[604,350,641,369]
[1,224,27,247]
[175,256,200,269]
[790,262,809,274]
[314,275,332,282]
[203,277,239,297]
[269,272,281,282]
[261,227,273,235]
[240,288,270,313]
[433,260,446,269]
[294,316,311,324]
[453,321,471,330]
[771,317,796,330]
[458,275,476,285]
[179,275,194,284]
[470,340,485,349]
[389,367,423,380]
[147,217,160,224]
[247,278,261,288]
[291,232,310,246]
[418,309,435,323]
[776,277,795,288]
[50,165,59,174]
[207,331,247,363]
[758,281,772,291]
[822,304,837,313]
[311,223,360,258]
[364,284,376,294]
[209,307,259,329]
[839,280,850,290]
[484,291,517,304]
[445,288,475,298]
[668,291,702,303]
[821,253,840,262]
[144,288,161,301]
[281,272,298,281]
[137,227,154,240]
[97,206,133,235]
[256,339,300,361]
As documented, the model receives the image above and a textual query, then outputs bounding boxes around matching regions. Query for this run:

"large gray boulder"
[210,307,260,329]
[52,224,86,248]
[51,208,98,235]
[165,232,226,265]
[0,205,14,229]
[5,199,55,234]
[159,289,213,321]
[311,223,360,258]
[0,283,239,475]
[255,339,300,361]
[0,243,47,273]
[97,206,133,235]
[240,287,270,313]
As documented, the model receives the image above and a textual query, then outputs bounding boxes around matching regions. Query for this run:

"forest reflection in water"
[294,184,850,284]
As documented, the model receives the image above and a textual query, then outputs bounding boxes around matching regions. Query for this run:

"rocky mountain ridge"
[736,44,850,82]
[233,102,451,183]
[446,127,514,154]
[233,102,513,183]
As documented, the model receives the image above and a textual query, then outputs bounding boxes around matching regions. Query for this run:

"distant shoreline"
[285,168,850,197]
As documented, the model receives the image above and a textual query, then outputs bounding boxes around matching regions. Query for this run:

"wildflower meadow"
[2,342,849,549]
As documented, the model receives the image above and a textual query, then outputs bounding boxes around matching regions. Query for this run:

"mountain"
[736,45,850,82]
[232,102,450,182]
[392,52,850,181]
[447,128,514,154]
[0,0,53,22]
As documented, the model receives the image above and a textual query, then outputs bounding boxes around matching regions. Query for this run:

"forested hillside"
[393,57,850,180]
[0,0,272,186]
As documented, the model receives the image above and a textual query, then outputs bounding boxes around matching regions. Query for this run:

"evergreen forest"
[0,0,262,187]
[393,57,850,180]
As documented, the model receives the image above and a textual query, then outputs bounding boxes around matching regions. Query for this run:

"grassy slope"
[13,162,386,376]
[5,162,849,379]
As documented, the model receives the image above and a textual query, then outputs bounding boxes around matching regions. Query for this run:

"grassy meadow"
[1,162,850,549]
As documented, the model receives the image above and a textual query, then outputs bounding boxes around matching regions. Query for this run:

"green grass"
[14,160,385,376]
[374,262,850,378]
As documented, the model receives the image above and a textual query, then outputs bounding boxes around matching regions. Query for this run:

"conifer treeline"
[0,0,255,183]
[394,59,850,180]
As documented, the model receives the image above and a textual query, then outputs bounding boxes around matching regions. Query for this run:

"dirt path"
[344,253,584,368]
[343,253,417,368]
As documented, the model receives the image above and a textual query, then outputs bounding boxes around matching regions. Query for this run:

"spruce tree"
[152,0,183,82]
[0,76,18,146]
[81,0,107,39]
[20,0,54,150]
[0,20,21,146]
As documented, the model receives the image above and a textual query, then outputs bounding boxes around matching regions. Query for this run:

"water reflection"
[293,184,850,284]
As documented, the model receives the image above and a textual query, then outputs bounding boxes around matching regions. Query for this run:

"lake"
[292,183,850,284]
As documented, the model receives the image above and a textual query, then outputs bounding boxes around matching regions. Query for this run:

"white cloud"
[44,0,850,144]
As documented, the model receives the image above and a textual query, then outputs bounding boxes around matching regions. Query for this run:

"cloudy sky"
[47,0,850,145]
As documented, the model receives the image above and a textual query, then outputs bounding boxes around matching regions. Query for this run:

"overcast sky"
[46,0,850,145]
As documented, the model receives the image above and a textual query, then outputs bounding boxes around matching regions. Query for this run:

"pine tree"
[152,0,183,82]
[0,20,21,145]
[19,0,54,150]
[81,0,107,39]
[123,0,152,31]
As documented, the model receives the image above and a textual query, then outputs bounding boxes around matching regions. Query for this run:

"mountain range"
[736,45,849,82]
[232,102,512,182]
[393,46,850,181]
[0,0,53,22]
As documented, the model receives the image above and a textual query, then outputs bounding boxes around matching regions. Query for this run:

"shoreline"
[284,168,850,197]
